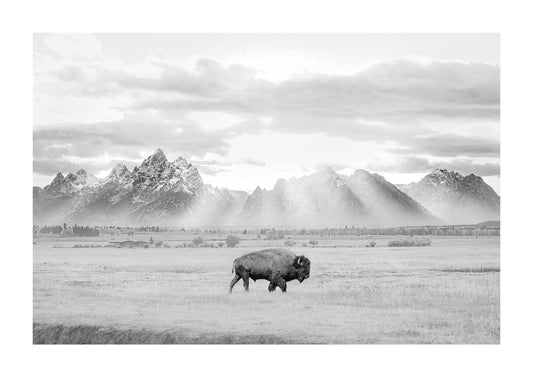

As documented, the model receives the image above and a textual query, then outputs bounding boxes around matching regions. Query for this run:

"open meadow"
[33,234,499,344]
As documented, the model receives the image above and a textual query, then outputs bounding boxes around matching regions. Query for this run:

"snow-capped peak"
[44,169,100,194]
[66,169,100,188]
[103,162,131,184]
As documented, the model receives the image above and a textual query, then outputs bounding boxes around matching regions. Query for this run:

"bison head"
[293,255,311,282]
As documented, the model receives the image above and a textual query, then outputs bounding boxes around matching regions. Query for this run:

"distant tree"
[309,240,318,248]
[266,229,285,240]
[149,237,154,245]
[225,235,240,248]
[192,237,204,247]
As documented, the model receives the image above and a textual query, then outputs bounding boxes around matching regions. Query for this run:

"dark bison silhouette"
[229,248,311,293]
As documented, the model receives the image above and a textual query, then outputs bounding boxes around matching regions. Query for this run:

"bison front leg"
[274,277,287,293]
[229,275,241,293]
[268,281,276,292]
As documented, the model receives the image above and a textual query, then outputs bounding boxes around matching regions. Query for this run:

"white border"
[2,1,532,376]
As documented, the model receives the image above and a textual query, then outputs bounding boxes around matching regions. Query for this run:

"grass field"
[33,234,499,344]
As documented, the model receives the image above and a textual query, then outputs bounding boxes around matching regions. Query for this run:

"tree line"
[35,223,100,237]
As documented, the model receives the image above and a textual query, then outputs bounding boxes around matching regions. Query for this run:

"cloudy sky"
[33,34,500,193]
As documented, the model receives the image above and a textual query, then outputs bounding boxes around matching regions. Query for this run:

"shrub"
[366,240,376,248]
[217,242,225,248]
[302,243,308,247]
[309,240,318,248]
[388,238,432,247]
[192,237,204,247]
[284,239,297,247]
[155,240,164,247]
[225,235,241,248]
[266,230,285,240]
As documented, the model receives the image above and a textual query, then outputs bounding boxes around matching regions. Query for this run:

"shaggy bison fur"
[229,248,311,293]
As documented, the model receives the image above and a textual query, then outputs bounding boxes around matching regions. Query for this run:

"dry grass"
[33,235,499,344]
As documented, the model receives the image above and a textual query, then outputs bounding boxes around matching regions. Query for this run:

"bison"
[229,248,311,293]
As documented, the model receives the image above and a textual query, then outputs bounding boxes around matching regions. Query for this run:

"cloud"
[240,158,266,167]
[47,55,499,127]
[34,42,500,188]
[314,162,355,172]
[389,134,500,157]
[366,156,500,176]
[128,59,499,122]
[110,58,257,98]
[33,114,232,179]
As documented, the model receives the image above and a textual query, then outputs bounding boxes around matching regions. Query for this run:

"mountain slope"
[238,168,437,226]
[397,168,500,224]
[344,170,437,225]
[238,168,369,226]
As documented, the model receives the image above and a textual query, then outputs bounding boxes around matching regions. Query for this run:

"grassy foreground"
[33,235,499,344]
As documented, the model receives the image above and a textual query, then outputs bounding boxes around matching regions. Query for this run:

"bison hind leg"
[229,275,241,293]
[242,274,250,291]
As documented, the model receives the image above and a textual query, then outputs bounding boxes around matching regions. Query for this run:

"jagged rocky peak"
[174,156,191,169]
[105,162,131,183]
[463,173,484,183]
[250,186,264,196]
[70,169,100,187]
[125,148,204,201]
[142,148,168,167]
[44,168,100,195]
[427,168,464,183]
[51,172,65,183]
[111,162,129,174]
[44,172,67,193]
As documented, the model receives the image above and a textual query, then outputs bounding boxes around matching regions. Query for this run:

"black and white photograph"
[4,1,533,376]
[32,33,501,344]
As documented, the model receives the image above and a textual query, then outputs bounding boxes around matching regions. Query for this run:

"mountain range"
[396,168,500,224]
[33,149,500,226]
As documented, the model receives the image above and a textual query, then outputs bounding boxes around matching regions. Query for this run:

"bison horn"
[297,256,302,265]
